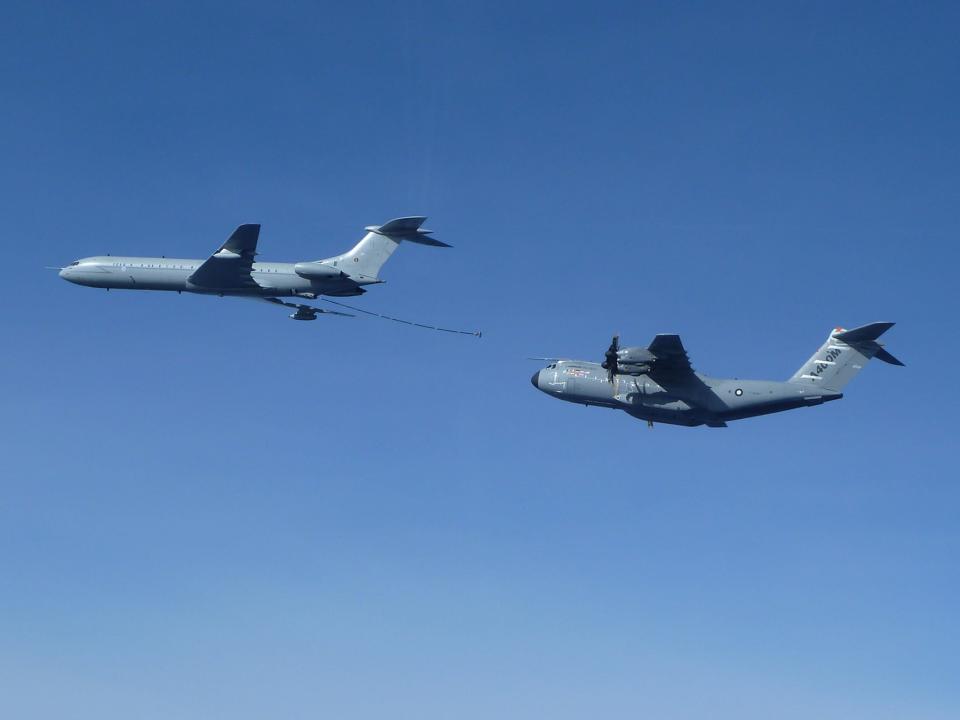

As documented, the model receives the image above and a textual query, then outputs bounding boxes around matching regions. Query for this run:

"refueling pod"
[290,306,318,320]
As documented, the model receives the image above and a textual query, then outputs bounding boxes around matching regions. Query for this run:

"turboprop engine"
[602,335,656,379]
[615,346,656,374]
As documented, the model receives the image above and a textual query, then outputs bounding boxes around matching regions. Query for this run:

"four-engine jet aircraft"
[531,323,903,427]
[58,217,448,320]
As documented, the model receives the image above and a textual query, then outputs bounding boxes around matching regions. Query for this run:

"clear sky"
[1,2,958,718]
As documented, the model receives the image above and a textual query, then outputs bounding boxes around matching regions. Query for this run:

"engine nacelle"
[294,262,345,281]
[616,347,656,374]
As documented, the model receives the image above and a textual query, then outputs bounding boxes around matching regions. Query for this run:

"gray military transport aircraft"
[58,217,448,320]
[531,323,903,427]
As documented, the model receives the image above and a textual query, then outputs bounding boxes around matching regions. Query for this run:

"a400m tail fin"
[325,216,450,282]
[789,322,904,392]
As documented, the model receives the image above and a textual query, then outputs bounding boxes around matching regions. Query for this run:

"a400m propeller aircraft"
[531,323,903,428]
[58,216,449,321]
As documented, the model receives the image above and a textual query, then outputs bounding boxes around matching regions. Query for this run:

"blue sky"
[1,2,958,717]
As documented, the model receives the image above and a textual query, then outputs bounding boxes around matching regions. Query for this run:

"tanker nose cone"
[531,370,540,389]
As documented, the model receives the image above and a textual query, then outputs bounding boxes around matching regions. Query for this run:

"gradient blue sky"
[2,2,958,718]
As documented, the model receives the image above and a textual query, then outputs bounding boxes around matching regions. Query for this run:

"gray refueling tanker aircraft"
[531,323,903,428]
[58,217,449,321]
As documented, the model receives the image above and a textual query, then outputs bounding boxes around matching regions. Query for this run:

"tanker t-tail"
[531,323,903,428]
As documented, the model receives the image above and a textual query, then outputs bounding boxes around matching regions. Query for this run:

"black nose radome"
[530,371,539,389]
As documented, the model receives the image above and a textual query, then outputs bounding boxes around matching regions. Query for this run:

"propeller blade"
[602,334,619,380]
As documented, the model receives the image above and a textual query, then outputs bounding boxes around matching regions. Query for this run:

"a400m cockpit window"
[68,261,80,266]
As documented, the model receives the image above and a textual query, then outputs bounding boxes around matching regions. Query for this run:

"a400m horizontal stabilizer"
[833,322,893,343]
[874,347,905,366]
[833,322,905,366]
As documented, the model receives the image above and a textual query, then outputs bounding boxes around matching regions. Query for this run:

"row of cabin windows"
[108,262,285,273]
[111,262,199,270]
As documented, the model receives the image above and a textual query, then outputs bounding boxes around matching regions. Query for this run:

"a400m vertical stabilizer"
[789,322,904,392]
[326,216,450,282]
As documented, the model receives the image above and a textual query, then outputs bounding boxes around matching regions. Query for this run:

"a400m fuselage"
[531,360,842,427]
